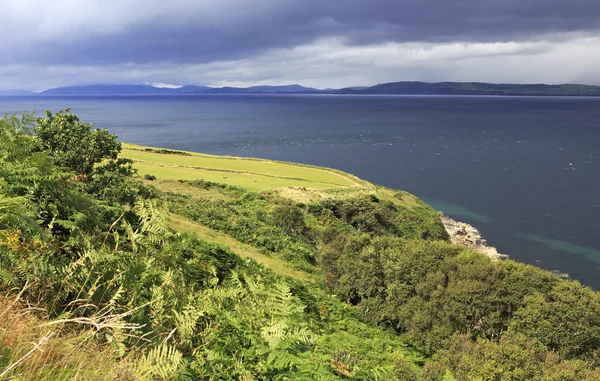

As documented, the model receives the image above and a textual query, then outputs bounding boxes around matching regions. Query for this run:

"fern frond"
[124,199,174,252]
[135,344,183,381]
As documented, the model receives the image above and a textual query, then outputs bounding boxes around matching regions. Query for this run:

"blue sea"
[2,94,600,287]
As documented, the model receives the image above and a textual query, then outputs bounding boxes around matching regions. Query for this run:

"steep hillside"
[1,111,600,380]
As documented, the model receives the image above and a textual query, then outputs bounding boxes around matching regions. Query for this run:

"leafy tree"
[34,109,140,204]
[34,109,121,176]
[271,201,307,235]
[509,280,600,360]
[0,113,106,240]
[422,332,600,381]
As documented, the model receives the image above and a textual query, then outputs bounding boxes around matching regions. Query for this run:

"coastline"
[440,213,507,261]
[123,140,572,278]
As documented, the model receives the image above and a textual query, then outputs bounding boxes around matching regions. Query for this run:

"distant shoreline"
[5,93,600,98]
[6,80,600,97]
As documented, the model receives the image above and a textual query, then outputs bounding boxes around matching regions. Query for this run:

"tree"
[509,281,600,360]
[34,109,139,204]
[35,109,122,176]
[422,332,600,381]
[271,202,306,235]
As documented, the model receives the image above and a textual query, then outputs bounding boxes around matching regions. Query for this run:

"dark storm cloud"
[2,0,600,90]
[2,0,600,67]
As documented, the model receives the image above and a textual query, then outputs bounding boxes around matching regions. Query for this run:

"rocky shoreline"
[440,214,508,261]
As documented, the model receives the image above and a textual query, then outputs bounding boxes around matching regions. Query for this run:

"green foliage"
[0,112,37,162]
[2,111,600,380]
[134,344,184,380]
[158,150,600,375]
[509,280,600,360]
[34,109,121,176]
[0,111,428,380]
[86,156,139,204]
[0,193,37,233]
[34,109,141,205]
[164,184,447,275]
[164,189,319,272]
[320,232,600,361]
[271,201,307,235]
[422,332,600,381]
[313,196,447,240]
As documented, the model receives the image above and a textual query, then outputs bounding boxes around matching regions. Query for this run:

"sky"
[1,0,600,91]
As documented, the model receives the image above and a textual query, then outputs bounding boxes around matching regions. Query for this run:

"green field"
[122,143,367,191]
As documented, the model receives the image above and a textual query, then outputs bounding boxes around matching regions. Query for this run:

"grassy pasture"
[121,143,366,191]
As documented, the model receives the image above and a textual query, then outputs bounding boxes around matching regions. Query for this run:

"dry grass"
[275,186,379,204]
[0,294,133,381]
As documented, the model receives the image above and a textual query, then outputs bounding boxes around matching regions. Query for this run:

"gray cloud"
[3,0,600,66]
[0,0,600,89]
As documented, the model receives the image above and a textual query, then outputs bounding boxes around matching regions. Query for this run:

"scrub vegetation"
[1,110,599,380]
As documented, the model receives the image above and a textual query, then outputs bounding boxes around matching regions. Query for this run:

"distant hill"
[38,81,600,96]
[41,84,180,95]
[0,89,38,96]
[41,84,325,95]
[337,81,600,96]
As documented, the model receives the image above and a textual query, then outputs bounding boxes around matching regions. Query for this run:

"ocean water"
[1,94,600,287]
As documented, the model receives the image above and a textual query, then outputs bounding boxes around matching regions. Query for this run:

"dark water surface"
[2,95,599,287]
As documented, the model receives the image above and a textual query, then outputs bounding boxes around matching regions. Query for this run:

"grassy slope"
[0,142,454,379]
[122,142,426,208]
[122,144,364,281]
[123,141,442,251]
[123,143,454,379]
[170,215,314,282]
[122,143,367,191]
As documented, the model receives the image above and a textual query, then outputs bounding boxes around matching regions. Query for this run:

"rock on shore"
[440,214,507,261]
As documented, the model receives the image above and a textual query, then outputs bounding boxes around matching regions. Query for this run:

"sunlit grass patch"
[170,215,314,282]
[121,143,365,191]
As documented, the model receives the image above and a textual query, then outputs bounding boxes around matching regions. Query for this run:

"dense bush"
[164,183,447,274]
[509,280,600,360]
[422,332,600,381]
[320,232,600,361]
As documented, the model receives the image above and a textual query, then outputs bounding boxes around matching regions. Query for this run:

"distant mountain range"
[337,81,600,96]
[5,81,600,97]
[41,84,211,95]
[39,84,322,95]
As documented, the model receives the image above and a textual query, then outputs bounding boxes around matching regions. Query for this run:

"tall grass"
[0,294,132,380]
